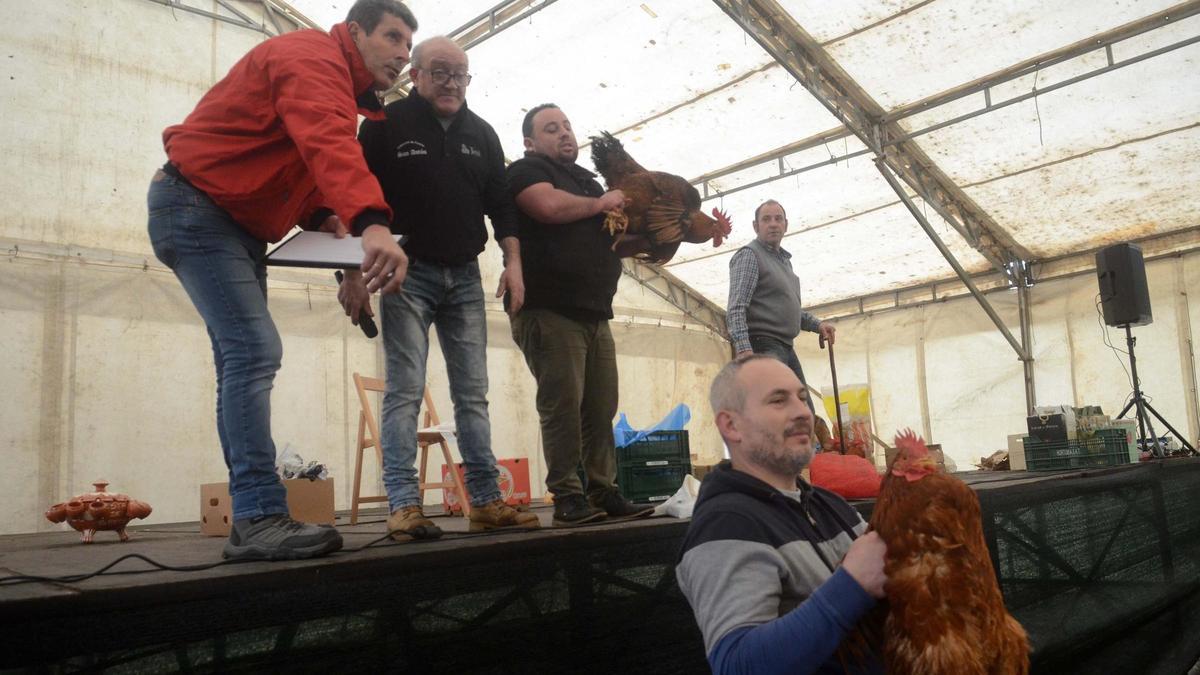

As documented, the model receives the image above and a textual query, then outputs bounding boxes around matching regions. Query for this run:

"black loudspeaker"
[1096,243,1152,327]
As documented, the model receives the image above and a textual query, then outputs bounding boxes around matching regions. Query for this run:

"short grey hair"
[709,354,774,415]
[410,36,463,69]
[753,199,786,222]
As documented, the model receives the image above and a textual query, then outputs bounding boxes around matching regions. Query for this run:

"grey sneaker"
[223,514,343,561]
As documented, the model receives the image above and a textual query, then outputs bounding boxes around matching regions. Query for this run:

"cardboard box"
[200,479,335,536]
[1028,405,1077,442]
[442,457,531,513]
[1008,433,1028,471]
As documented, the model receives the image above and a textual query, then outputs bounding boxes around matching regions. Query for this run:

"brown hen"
[589,131,731,263]
[868,430,1030,675]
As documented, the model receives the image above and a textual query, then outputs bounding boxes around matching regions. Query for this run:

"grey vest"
[745,238,804,343]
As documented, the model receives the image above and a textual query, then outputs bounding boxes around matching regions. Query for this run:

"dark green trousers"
[511,308,618,499]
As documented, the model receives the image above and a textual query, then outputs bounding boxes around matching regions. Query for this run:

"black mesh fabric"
[5,460,1199,673]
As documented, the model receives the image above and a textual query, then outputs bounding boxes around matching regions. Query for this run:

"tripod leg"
[1141,400,1199,455]
[1116,399,1135,419]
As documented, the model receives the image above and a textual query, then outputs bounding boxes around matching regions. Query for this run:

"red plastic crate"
[442,457,532,512]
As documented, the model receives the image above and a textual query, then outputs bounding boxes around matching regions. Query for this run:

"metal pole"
[875,159,1030,361]
[1126,325,1165,456]
[1017,268,1036,415]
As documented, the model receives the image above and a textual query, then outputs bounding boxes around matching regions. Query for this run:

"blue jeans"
[379,258,501,511]
[146,172,288,521]
[750,335,817,413]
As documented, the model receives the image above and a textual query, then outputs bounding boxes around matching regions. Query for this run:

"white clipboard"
[265,231,405,269]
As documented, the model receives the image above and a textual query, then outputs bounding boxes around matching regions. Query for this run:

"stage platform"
[3,459,1199,673]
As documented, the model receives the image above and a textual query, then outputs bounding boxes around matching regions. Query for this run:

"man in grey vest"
[726,199,836,412]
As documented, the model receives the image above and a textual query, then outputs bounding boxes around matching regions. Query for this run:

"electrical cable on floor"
[0,513,661,587]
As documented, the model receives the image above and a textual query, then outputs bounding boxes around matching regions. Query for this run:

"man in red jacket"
[147,0,416,561]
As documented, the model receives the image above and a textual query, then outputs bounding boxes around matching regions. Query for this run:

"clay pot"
[45,481,153,543]
[45,503,68,523]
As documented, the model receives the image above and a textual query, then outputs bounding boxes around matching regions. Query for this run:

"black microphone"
[334,270,378,338]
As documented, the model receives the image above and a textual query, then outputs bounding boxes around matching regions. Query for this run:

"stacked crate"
[616,430,692,503]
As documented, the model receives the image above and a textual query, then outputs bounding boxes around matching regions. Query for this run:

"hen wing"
[875,475,1024,675]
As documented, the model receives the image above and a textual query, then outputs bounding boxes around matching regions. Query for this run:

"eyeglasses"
[428,69,472,87]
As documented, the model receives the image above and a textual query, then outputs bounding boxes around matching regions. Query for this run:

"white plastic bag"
[651,474,701,519]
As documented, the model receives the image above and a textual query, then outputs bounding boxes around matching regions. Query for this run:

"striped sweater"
[676,461,883,674]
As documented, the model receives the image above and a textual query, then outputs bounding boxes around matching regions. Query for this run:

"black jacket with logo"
[358,90,517,265]
[506,152,622,320]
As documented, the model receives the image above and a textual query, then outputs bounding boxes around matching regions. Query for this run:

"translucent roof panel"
[279,0,1199,309]
[464,0,781,158]
[289,0,501,34]
[963,125,1200,258]
[668,190,991,307]
[820,0,1183,109]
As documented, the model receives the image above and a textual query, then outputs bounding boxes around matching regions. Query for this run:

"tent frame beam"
[695,1,1200,203]
[620,261,730,341]
[142,0,315,35]
[805,227,1200,321]
[876,159,1031,365]
[712,0,1029,276]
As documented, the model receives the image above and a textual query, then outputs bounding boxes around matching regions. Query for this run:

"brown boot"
[387,506,443,541]
[469,499,541,532]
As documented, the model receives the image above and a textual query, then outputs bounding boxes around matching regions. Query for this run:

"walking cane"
[820,334,847,454]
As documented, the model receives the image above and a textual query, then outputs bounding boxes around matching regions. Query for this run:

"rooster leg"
[603,208,628,237]
[610,229,626,253]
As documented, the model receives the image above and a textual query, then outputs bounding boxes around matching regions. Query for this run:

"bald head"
[410,36,470,117]
[410,36,464,69]
[710,354,774,417]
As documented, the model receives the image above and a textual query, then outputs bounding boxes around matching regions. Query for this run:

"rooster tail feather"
[589,131,624,176]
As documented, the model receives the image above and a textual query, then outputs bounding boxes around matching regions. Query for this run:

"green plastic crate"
[617,460,691,503]
[618,430,690,464]
[1022,433,1131,471]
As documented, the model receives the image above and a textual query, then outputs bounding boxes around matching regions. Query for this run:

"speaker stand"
[1115,325,1198,457]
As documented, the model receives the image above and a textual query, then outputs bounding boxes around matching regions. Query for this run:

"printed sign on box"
[442,458,531,512]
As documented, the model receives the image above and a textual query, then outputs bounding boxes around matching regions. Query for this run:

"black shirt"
[358,90,516,266]
[507,152,622,321]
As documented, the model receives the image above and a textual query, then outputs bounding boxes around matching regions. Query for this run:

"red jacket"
[163,23,391,242]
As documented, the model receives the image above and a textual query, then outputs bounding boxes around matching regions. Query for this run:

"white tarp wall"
[3,0,1198,535]
[799,252,1200,471]
[0,0,727,535]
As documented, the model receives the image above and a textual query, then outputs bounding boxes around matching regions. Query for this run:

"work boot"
[552,493,607,526]
[469,499,541,532]
[387,506,443,541]
[590,489,655,519]
[223,514,343,561]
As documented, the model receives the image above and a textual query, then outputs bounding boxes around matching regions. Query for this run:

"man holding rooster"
[727,200,837,414]
[677,355,887,673]
[506,103,657,526]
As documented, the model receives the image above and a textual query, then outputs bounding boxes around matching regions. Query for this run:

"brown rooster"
[589,131,731,263]
[868,429,1030,675]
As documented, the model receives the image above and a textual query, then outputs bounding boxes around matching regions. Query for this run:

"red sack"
[809,453,881,499]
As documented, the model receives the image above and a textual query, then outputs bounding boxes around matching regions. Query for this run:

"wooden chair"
[350,373,471,524]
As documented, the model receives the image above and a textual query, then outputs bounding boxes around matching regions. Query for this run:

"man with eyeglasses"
[341,36,538,538]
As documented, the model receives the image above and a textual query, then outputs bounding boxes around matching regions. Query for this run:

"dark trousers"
[750,335,818,413]
[511,308,618,499]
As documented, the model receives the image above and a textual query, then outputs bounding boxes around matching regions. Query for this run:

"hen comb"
[711,208,732,247]
[893,428,929,458]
